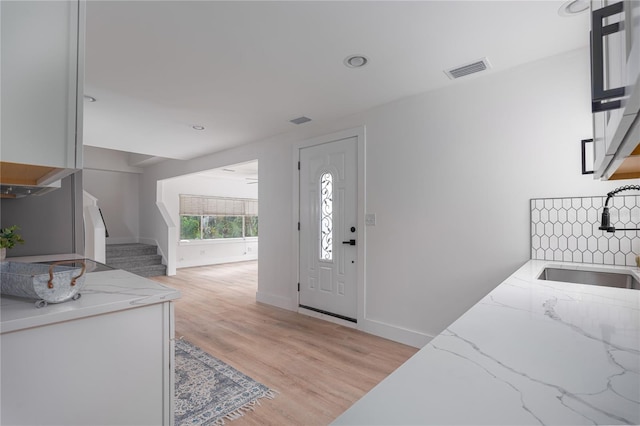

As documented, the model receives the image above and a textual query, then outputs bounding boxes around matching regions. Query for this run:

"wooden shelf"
[609,143,640,180]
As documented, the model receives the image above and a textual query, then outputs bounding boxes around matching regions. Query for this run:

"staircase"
[105,243,167,278]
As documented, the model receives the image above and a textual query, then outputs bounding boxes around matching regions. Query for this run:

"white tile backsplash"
[531,195,640,266]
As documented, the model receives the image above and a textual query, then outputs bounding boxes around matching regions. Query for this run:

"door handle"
[342,239,356,246]
[590,1,625,112]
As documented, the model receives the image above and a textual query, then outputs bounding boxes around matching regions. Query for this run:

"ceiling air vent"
[289,116,312,125]
[444,58,491,80]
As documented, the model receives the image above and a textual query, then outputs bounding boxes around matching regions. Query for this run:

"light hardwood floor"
[151,261,417,426]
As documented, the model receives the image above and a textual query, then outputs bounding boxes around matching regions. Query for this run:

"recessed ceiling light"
[558,0,589,17]
[84,95,96,102]
[192,125,205,131]
[344,55,369,68]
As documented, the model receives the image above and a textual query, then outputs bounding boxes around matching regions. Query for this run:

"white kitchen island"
[0,264,180,426]
[333,260,640,425]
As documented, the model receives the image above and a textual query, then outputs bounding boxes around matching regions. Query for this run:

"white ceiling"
[193,160,258,181]
[83,0,590,161]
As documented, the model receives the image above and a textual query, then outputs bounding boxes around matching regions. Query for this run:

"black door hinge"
[298,283,300,291]
[298,161,300,170]
[298,222,300,230]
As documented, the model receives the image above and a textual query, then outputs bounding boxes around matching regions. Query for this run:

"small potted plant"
[0,225,25,260]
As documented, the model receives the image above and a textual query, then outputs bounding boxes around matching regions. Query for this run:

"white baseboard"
[177,254,258,269]
[359,318,433,348]
[256,291,294,311]
[256,294,432,347]
[138,237,157,246]
[294,308,431,348]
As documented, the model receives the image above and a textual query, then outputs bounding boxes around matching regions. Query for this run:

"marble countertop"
[1,266,180,334]
[333,260,640,425]
[6,253,86,263]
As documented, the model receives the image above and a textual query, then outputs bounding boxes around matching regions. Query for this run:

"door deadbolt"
[350,226,356,233]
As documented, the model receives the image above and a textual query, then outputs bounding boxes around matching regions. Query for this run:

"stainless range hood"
[0,181,61,198]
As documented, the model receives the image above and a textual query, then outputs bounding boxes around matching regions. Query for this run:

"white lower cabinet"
[0,302,175,425]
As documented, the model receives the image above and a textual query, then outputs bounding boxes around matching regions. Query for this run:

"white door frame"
[292,126,366,327]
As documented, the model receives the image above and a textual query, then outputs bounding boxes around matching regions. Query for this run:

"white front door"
[299,136,357,322]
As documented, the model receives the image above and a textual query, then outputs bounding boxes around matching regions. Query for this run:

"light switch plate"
[365,213,376,226]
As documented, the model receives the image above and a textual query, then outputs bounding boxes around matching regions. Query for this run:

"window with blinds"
[179,195,258,240]
[179,195,258,216]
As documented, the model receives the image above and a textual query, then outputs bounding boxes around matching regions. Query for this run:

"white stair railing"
[83,191,106,263]
[155,201,176,276]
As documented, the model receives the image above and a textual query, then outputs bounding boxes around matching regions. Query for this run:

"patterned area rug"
[175,339,277,426]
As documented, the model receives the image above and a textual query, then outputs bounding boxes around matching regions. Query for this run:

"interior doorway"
[157,160,259,273]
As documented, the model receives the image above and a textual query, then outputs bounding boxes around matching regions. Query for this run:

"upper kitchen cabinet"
[0,0,85,185]
[591,0,640,180]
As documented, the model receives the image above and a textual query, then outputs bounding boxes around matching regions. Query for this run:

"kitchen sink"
[538,267,639,290]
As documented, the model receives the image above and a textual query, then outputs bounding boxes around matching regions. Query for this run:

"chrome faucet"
[599,185,640,233]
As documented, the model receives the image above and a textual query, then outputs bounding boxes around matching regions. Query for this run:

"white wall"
[350,49,621,344]
[84,146,143,174]
[83,146,142,244]
[161,173,258,268]
[139,48,625,347]
[1,174,84,257]
[83,174,140,245]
